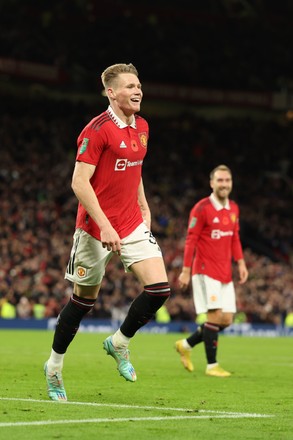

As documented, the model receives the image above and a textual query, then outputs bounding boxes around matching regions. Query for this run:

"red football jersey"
[183,194,244,283]
[75,106,149,240]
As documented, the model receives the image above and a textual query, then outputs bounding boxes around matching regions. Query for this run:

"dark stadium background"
[0,0,292,327]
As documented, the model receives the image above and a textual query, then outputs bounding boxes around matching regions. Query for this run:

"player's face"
[109,73,143,117]
[210,170,232,202]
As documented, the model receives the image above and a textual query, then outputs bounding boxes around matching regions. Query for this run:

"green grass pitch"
[0,330,292,439]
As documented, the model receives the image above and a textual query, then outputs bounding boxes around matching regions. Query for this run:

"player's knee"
[207,310,232,327]
[221,314,234,328]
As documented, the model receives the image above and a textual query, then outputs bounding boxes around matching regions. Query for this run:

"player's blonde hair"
[210,164,232,180]
[101,63,138,89]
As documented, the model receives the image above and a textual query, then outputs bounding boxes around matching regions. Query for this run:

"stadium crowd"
[0,97,292,325]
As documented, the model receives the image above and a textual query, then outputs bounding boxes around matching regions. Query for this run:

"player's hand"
[100,227,122,255]
[237,260,248,284]
[178,271,190,291]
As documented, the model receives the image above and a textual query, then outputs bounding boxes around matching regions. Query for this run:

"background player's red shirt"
[183,194,244,283]
[75,106,149,240]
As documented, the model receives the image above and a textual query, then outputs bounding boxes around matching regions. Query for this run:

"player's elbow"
[71,176,77,194]
[71,174,83,197]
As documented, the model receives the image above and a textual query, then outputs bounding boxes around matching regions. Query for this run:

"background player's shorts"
[65,222,163,286]
[191,274,236,314]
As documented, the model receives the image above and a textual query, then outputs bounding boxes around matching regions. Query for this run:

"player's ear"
[107,87,116,99]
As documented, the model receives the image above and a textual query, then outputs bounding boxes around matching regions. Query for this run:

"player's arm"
[232,207,248,284]
[179,205,204,290]
[71,161,121,254]
[137,177,151,229]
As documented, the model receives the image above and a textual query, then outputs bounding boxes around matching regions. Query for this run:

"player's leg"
[104,256,170,381]
[203,278,235,377]
[49,284,100,365]
[204,310,233,377]
[103,223,170,381]
[45,229,110,401]
[44,284,100,401]
[120,256,170,336]
[175,274,207,372]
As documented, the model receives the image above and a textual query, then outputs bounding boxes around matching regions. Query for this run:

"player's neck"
[110,104,135,126]
[214,194,228,207]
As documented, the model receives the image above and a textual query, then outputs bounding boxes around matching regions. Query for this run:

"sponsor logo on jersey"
[115,159,128,171]
[77,266,87,278]
[114,159,143,171]
[189,217,197,228]
[79,138,89,154]
[138,132,148,148]
[212,217,220,223]
[120,141,127,148]
[211,229,234,239]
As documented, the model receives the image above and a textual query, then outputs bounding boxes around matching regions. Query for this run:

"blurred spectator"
[32,296,46,319]
[16,296,32,318]
[284,311,293,327]
[155,305,171,323]
[0,293,17,319]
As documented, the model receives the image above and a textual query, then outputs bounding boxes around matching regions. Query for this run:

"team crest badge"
[77,266,87,278]
[230,213,237,223]
[138,132,148,148]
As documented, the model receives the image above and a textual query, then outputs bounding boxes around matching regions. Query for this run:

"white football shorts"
[65,222,163,286]
[191,274,236,314]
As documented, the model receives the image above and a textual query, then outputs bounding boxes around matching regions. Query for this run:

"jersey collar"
[209,193,230,210]
[107,105,136,129]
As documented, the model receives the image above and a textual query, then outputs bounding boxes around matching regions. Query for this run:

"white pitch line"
[0,397,274,427]
[0,397,199,412]
[0,397,274,418]
[0,413,274,428]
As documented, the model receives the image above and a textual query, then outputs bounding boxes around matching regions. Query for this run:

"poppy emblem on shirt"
[222,216,229,225]
[77,266,87,278]
[138,132,148,148]
[79,138,89,154]
[131,140,138,151]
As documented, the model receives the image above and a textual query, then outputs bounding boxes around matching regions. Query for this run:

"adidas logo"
[212,217,220,223]
[119,141,127,148]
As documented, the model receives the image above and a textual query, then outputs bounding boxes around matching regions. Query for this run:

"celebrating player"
[175,164,248,377]
[44,63,170,401]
